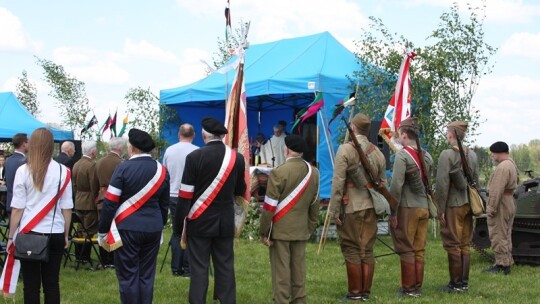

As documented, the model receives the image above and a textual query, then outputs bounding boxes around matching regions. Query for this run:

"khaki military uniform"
[390,144,432,294]
[259,157,320,304]
[487,158,519,267]
[95,151,123,266]
[72,156,100,235]
[328,135,386,298]
[435,147,479,289]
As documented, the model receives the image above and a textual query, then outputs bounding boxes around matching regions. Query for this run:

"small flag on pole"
[100,114,112,135]
[110,110,118,137]
[118,115,128,137]
[81,115,98,135]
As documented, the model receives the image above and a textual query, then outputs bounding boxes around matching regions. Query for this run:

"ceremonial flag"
[225,0,231,41]
[110,110,118,137]
[328,92,356,129]
[291,92,324,131]
[80,115,98,135]
[379,49,416,149]
[118,115,128,137]
[224,60,250,201]
[100,114,112,136]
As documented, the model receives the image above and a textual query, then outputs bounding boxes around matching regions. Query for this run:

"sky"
[1,0,539,147]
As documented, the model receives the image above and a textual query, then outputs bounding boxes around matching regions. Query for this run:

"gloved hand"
[97,233,107,246]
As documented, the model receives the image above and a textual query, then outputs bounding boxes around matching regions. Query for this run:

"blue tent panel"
[160,32,372,199]
[0,92,73,141]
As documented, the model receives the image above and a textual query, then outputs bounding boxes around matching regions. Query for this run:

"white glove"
[97,233,107,246]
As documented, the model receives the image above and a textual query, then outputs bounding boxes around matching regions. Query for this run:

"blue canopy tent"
[0,92,73,141]
[160,32,372,198]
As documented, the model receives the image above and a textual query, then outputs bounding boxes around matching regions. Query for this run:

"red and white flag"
[379,49,416,149]
[224,59,250,201]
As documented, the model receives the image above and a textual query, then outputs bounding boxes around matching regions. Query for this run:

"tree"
[15,70,40,117]
[353,1,496,161]
[125,86,179,155]
[207,21,246,74]
[36,57,91,137]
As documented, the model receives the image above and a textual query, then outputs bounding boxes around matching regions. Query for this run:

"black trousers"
[114,230,161,304]
[169,197,189,274]
[20,233,65,304]
[188,235,235,304]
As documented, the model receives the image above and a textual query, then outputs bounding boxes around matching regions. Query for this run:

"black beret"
[285,135,308,153]
[490,141,509,153]
[201,116,228,135]
[128,128,155,152]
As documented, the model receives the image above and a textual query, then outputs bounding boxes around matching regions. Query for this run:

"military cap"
[490,141,509,153]
[128,128,155,152]
[448,121,468,139]
[351,113,371,132]
[201,116,228,135]
[285,135,308,153]
[399,117,419,134]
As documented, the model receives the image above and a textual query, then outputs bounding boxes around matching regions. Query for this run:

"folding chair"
[63,211,103,270]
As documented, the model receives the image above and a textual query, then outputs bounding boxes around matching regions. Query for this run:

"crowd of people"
[0,113,520,304]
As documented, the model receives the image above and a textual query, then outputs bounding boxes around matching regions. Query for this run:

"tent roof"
[0,92,73,141]
[161,32,364,106]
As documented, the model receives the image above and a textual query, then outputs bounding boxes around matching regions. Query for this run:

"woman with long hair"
[3,128,73,303]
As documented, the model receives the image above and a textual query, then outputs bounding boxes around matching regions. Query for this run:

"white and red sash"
[187,147,237,220]
[264,161,312,223]
[403,146,426,179]
[1,168,71,296]
[102,162,166,252]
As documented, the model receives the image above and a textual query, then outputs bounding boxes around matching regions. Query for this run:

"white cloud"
[501,32,540,61]
[123,39,182,65]
[0,7,27,50]
[52,47,131,85]
[175,0,368,45]
[473,74,540,146]
[409,0,540,24]
[2,76,18,91]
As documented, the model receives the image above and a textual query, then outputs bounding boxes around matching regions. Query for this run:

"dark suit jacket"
[54,152,75,171]
[5,152,26,211]
[176,141,246,238]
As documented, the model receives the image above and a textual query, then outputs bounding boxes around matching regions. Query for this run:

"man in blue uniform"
[98,129,170,304]
[175,116,246,304]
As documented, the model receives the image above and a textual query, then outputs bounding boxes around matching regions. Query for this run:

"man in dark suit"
[96,137,126,267]
[5,133,28,214]
[55,141,76,170]
[175,116,246,304]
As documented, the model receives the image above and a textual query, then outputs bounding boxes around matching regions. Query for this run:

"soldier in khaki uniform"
[484,141,519,275]
[96,137,126,267]
[72,141,100,260]
[259,135,320,304]
[327,113,386,301]
[435,121,479,292]
[389,117,433,297]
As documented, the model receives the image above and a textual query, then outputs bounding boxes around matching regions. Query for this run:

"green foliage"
[208,21,247,73]
[15,70,40,117]
[473,146,493,186]
[36,57,91,137]
[353,1,496,163]
[239,199,262,241]
[125,86,180,156]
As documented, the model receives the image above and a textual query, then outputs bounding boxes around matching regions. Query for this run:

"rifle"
[341,117,398,210]
[414,137,439,215]
[454,130,477,188]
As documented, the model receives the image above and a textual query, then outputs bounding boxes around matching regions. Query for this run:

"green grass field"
[8,223,540,304]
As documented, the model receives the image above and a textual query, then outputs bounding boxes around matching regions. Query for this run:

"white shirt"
[163,141,199,197]
[260,134,286,167]
[12,160,73,233]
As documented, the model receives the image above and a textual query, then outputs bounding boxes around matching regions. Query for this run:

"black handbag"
[13,164,62,263]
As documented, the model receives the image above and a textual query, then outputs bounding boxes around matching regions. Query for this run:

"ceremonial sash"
[1,168,71,296]
[403,146,425,179]
[264,160,312,223]
[187,147,237,220]
[102,162,166,252]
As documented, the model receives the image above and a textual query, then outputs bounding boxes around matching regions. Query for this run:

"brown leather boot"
[361,263,375,300]
[439,254,463,292]
[346,262,362,300]
[414,260,424,296]
[461,254,470,291]
[399,261,417,297]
